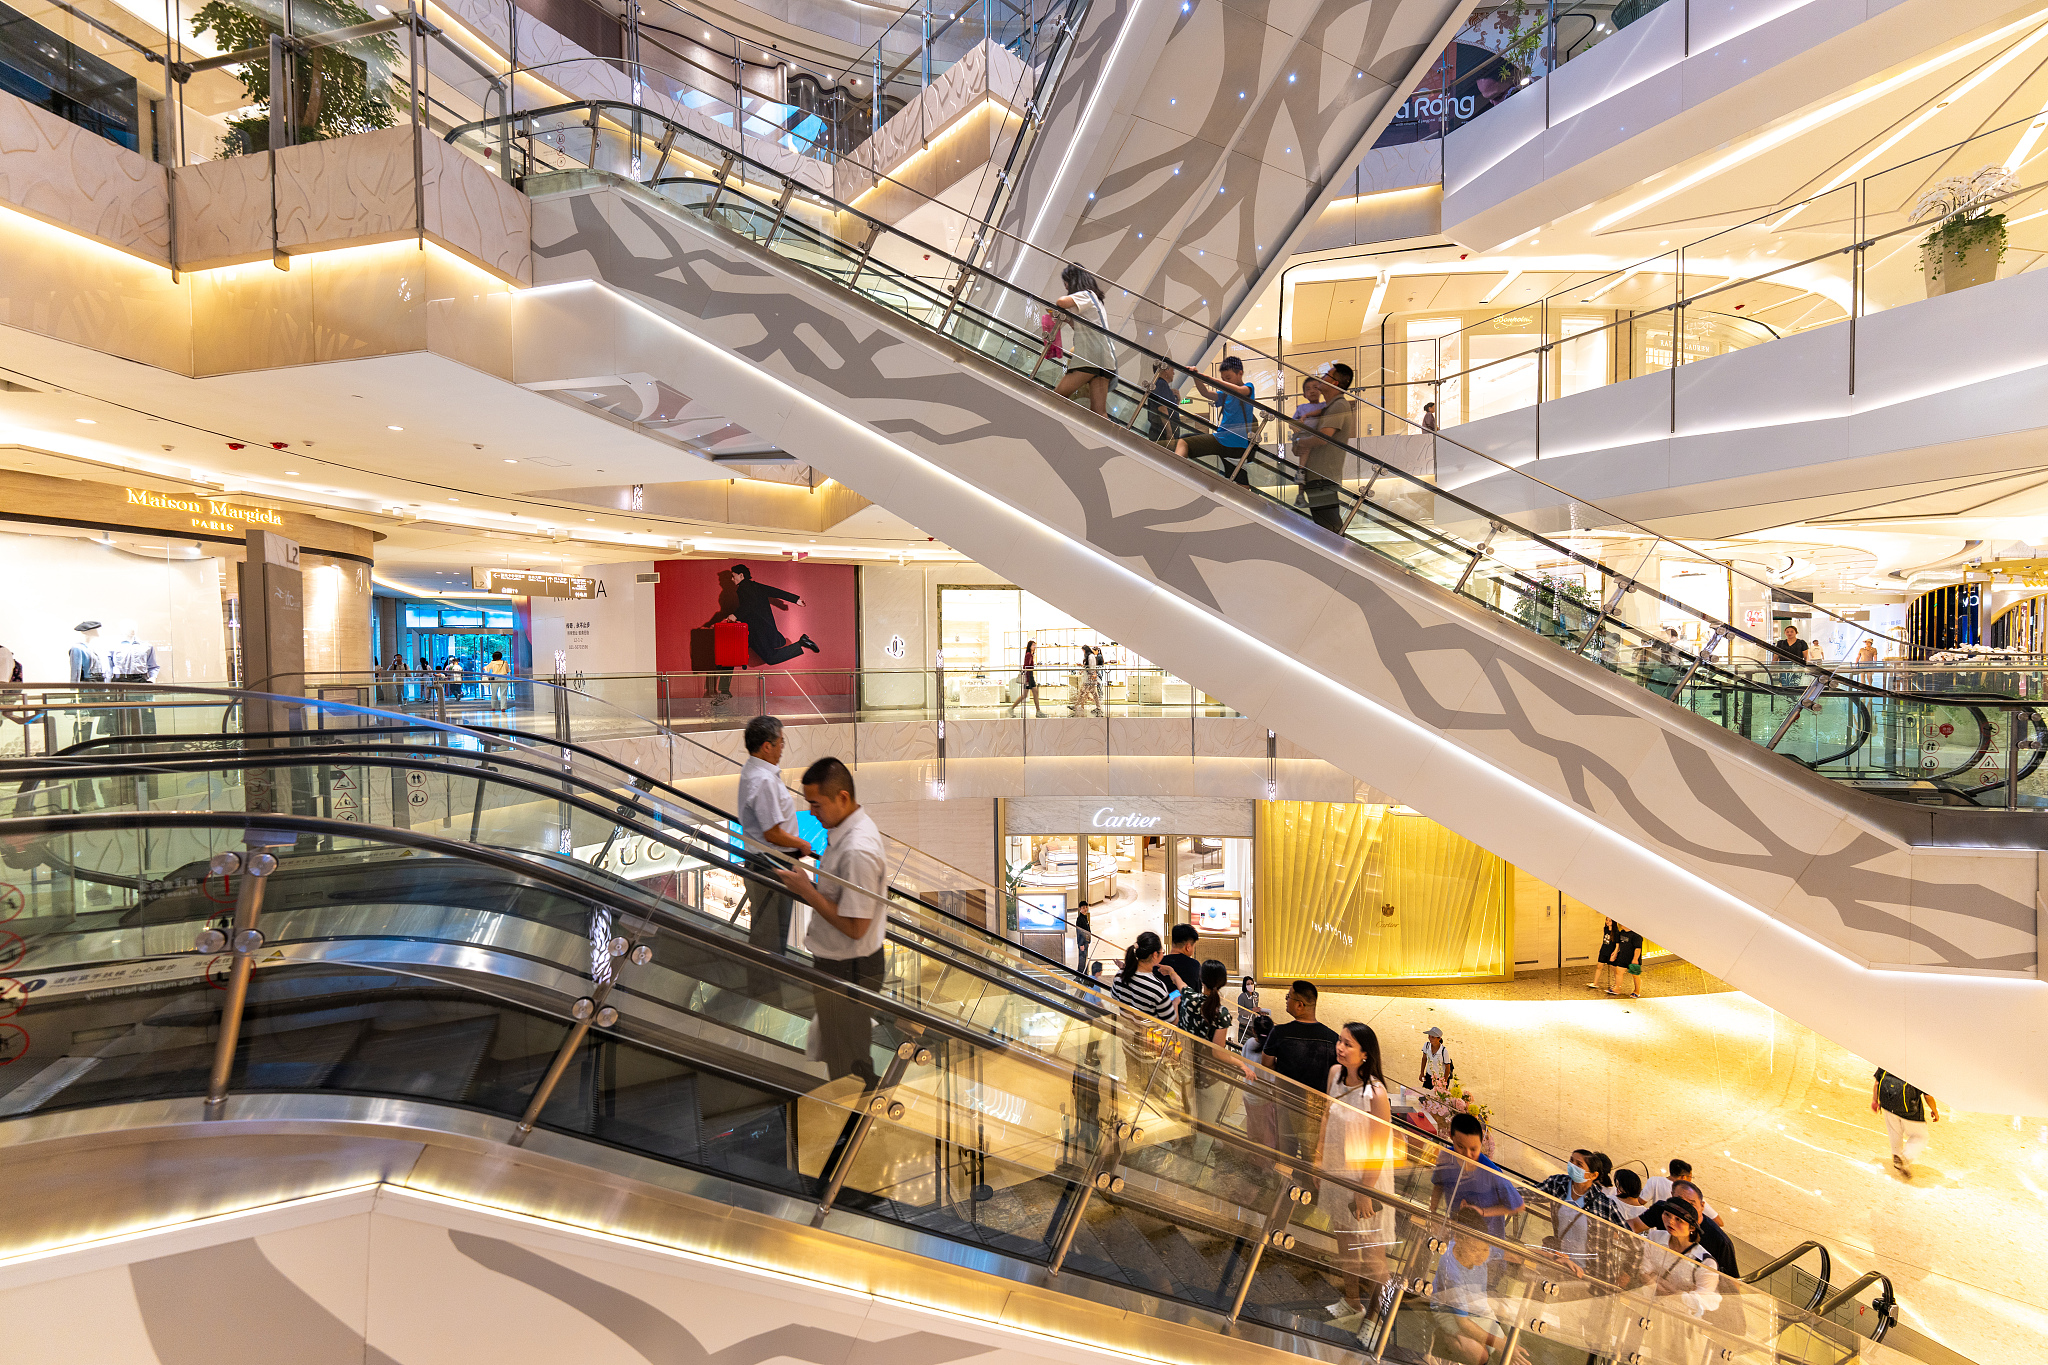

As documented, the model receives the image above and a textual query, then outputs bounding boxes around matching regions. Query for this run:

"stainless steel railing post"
[200,848,279,1118]
[509,929,652,1146]
[812,1038,928,1225]
[1223,1172,1310,1323]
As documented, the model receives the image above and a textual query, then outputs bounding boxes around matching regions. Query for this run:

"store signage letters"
[1090,806,1163,829]
[125,486,285,534]
[471,568,598,599]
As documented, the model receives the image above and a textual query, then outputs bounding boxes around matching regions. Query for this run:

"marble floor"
[1318,966,2047,1365]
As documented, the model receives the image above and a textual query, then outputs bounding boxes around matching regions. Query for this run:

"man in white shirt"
[1639,1159,1722,1227]
[781,756,889,1086]
[738,717,809,1002]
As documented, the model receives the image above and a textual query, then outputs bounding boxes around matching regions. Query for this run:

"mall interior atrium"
[1,0,2046,1360]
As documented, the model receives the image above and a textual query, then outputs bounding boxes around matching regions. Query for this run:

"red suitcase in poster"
[713,620,750,667]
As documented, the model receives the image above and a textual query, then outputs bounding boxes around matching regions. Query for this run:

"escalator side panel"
[529,180,2048,1111]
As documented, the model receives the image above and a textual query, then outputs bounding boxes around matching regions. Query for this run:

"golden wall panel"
[172,151,275,269]
[0,205,190,370]
[1256,799,1509,985]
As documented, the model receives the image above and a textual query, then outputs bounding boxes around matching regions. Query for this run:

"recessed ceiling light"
[388,425,404,431]
[586,518,596,522]
[448,497,459,502]
[503,458,516,463]
[75,418,96,425]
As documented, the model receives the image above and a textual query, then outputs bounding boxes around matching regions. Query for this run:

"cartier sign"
[1091,806,1162,829]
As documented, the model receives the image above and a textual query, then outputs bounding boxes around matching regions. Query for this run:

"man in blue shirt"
[1175,356,1258,484]
[1429,1113,1525,1236]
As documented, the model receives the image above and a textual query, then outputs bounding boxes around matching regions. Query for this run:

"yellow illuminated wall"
[1257,800,1509,985]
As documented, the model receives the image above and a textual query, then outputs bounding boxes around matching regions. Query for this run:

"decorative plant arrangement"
[192,0,398,155]
[1513,576,1595,639]
[1475,0,1545,84]
[1912,165,2017,294]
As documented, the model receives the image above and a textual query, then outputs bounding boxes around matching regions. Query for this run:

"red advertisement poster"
[653,559,857,699]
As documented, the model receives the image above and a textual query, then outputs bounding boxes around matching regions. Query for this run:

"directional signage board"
[470,569,596,599]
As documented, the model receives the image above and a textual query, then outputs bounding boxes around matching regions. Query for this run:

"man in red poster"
[703,563,821,666]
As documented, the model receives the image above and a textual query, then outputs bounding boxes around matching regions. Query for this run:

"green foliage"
[1513,576,1595,638]
[1919,212,2008,274]
[191,0,399,154]
[1478,0,1544,77]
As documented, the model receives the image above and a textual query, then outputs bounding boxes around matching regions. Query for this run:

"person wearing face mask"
[1535,1149,1625,1272]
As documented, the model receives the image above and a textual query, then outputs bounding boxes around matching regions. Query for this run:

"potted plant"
[1913,166,2018,297]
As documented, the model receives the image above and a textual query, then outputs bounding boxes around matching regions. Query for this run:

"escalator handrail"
[27,718,1116,1005]
[1812,1270,1900,1343]
[455,95,1939,679]
[1742,1239,1832,1312]
[0,811,1800,1357]
[0,741,1115,1026]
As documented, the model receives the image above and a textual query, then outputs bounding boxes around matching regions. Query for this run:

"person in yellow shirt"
[483,650,511,710]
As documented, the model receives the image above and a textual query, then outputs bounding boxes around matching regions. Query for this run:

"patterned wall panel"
[990,0,1461,358]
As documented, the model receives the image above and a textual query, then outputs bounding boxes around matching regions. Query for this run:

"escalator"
[0,693,1919,1365]
[439,102,2048,1112]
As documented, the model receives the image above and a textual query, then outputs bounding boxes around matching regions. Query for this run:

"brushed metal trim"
[0,1095,1366,1365]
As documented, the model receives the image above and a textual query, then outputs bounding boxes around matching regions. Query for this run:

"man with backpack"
[1872,1068,1940,1177]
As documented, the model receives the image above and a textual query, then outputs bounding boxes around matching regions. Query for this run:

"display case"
[1187,891,1241,936]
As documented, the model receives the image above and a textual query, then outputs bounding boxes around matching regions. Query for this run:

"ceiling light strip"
[1592,11,2048,233]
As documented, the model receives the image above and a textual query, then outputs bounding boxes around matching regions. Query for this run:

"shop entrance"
[997,799,1255,977]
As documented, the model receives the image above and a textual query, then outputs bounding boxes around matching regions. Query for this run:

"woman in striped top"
[1111,930,1185,1020]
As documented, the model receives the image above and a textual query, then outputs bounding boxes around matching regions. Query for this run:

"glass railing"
[0,778,1922,1364]
[0,685,1108,1021]
[437,101,2048,811]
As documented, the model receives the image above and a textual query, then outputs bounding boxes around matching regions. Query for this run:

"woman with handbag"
[1005,639,1045,718]
[1051,264,1119,416]
[1611,923,1644,997]
[1322,1022,1396,1333]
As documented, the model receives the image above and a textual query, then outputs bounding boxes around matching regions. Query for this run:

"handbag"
[1038,311,1064,363]
[1628,959,1643,975]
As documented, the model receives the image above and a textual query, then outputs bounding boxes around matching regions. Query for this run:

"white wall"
[528,561,657,678]
[0,530,228,683]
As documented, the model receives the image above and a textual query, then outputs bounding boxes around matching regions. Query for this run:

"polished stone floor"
[1318,966,2044,1365]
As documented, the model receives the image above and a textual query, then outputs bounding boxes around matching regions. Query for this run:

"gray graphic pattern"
[531,185,2037,975]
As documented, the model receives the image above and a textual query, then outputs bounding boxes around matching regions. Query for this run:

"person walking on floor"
[1175,356,1258,483]
[483,650,511,709]
[1005,639,1045,718]
[1419,1024,1455,1090]
[1072,644,1105,717]
[1052,264,1119,417]
[779,758,889,1087]
[1073,906,1092,974]
[739,716,810,1003]
[1609,922,1643,997]
[1234,975,1265,1045]
[1872,1067,1940,1177]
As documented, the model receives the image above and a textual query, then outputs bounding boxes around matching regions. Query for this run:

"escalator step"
[238,1017,370,1090]
[594,1073,702,1161]
[329,1013,498,1101]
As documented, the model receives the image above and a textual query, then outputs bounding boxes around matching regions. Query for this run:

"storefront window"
[1257,801,1508,983]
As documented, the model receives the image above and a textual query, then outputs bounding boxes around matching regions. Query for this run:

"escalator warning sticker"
[406,771,427,788]
[0,884,21,922]
[408,790,429,808]
[0,1023,27,1066]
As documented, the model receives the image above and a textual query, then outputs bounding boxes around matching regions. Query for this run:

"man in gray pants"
[738,715,810,1004]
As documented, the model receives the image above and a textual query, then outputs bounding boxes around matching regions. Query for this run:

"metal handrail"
[1743,1239,1832,1312]
[0,808,1820,1364]
[451,92,2026,688]
[1814,1270,1901,1344]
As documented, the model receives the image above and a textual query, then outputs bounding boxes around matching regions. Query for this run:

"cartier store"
[995,796,1256,974]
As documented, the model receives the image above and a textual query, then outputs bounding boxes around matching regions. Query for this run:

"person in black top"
[1590,917,1620,993]
[1671,1180,1737,1277]
[1609,924,1643,999]
[1261,980,1339,1162]
[1773,623,1808,687]
[1159,923,1202,993]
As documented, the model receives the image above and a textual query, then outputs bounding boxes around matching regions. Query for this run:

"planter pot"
[1926,239,2000,296]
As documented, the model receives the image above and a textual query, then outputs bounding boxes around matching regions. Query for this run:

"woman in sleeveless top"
[1053,263,1119,416]
[1323,1021,1396,1328]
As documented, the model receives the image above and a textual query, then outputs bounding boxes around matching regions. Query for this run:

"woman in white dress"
[1052,264,1119,416]
[1323,1021,1396,1326]
[1072,644,1105,717]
